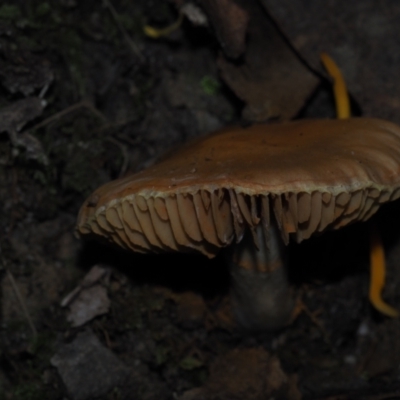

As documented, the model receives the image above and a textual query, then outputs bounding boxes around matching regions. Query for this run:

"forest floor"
[1,1,400,399]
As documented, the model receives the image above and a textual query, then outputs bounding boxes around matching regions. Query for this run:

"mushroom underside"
[78,186,399,257]
[77,185,399,331]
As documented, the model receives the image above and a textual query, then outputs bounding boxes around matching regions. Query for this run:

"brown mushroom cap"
[76,118,400,256]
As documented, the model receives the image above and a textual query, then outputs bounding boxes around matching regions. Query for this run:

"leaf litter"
[1,1,400,399]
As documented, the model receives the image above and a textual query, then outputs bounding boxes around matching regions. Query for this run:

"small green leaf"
[179,356,204,370]
[200,75,221,95]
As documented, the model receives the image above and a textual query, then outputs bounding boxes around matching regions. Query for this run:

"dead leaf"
[0,97,45,134]
[0,97,48,164]
[62,265,111,327]
[181,3,208,27]
[67,285,110,327]
[0,49,53,96]
[218,0,318,121]
[179,347,301,400]
[174,291,207,329]
[200,0,249,59]
[61,265,110,307]
[260,0,400,123]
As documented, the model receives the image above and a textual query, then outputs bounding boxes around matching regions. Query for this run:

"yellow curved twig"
[321,52,398,318]
[369,224,399,317]
[144,12,184,39]
[320,52,351,119]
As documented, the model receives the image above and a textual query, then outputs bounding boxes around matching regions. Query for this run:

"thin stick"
[104,0,144,62]
[6,269,38,338]
[106,137,129,177]
[29,100,107,133]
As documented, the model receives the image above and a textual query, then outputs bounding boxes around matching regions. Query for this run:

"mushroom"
[76,116,400,331]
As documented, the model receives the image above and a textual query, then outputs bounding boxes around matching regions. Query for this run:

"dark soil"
[1,1,400,399]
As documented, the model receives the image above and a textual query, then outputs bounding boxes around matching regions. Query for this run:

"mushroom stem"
[320,52,350,119]
[228,221,294,331]
[369,223,399,317]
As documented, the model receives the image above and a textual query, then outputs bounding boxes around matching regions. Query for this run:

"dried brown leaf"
[218,0,318,121]
[178,347,301,400]
[260,0,400,123]
[200,0,249,58]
